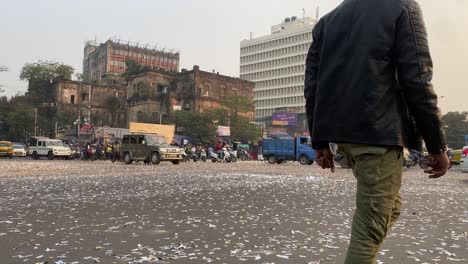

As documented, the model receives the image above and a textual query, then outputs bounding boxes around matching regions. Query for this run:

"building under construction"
[83,38,180,83]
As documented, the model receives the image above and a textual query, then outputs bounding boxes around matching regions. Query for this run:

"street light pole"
[34,108,38,137]
[87,85,92,124]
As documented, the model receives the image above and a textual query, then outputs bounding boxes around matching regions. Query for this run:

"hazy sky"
[1,0,466,112]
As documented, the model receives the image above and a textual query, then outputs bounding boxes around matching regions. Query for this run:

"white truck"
[28,137,71,160]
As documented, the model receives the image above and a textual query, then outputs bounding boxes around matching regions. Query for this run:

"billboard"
[129,122,176,144]
[272,112,298,126]
[217,126,231,137]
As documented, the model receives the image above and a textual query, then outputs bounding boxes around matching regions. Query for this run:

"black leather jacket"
[305,0,446,154]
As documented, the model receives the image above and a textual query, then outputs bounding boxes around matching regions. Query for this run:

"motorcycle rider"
[232,141,239,158]
[215,140,224,159]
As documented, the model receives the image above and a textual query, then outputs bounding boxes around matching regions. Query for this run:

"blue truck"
[262,136,316,165]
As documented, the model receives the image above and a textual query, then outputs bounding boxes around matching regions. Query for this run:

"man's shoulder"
[398,0,421,11]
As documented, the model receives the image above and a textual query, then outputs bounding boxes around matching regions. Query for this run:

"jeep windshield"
[46,141,63,147]
[146,135,168,146]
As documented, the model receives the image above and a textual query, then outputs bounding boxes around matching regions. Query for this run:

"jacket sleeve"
[396,0,446,154]
[305,20,328,150]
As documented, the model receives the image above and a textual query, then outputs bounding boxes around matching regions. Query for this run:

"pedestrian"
[233,141,239,158]
[304,1,450,263]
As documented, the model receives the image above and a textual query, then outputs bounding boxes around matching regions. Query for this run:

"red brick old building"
[83,38,180,83]
[54,80,127,128]
[127,66,255,124]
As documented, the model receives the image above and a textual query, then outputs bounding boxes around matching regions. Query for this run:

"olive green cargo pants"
[338,144,403,264]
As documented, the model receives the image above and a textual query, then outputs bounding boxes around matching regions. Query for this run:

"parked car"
[0,141,14,158]
[120,134,184,165]
[13,143,27,157]
[27,137,72,160]
[461,146,468,173]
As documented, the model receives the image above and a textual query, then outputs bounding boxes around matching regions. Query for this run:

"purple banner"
[272,112,298,126]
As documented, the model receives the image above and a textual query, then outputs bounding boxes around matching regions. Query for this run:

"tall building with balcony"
[83,38,180,83]
[240,16,316,129]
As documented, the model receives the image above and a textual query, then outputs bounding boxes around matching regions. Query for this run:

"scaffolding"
[108,38,180,55]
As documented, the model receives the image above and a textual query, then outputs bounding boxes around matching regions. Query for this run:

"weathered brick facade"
[126,66,255,125]
[54,80,127,128]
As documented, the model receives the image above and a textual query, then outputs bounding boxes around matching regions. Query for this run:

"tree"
[19,61,74,135]
[218,96,258,142]
[105,96,122,127]
[231,116,262,143]
[175,111,217,144]
[20,61,74,81]
[221,96,253,115]
[441,111,468,149]
[20,61,74,104]
[124,59,151,77]
[4,104,35,141]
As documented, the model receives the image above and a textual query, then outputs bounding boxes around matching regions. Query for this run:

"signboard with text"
[272,112,298,126]
[217,126,231,137]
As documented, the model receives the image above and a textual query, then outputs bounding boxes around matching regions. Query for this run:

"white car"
[28,137,71,160]
[461,146,468,173]
[13,143,27,157]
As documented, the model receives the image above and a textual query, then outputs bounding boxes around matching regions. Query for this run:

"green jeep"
[121,134,183,165]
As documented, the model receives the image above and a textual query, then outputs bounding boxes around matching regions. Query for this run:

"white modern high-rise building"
[240,16,316,126]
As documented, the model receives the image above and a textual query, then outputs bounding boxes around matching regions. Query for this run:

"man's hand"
[424,152,450,179]
[316,148,335,173]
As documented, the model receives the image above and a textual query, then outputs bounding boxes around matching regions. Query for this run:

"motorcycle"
[227,148,237,163]
[238,149,251,161]
[95,146,107,160]
[192,149,207,162]
[405,150,431,169]
[181,150,190,162]
[82,146,97,161]
[111,148,121,163]
[209,148,232,163]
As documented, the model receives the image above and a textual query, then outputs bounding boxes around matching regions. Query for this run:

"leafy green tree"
[19,61,74,135]
[20,61,74,81]
[231,116,262,143]
[442,111,468,149]
[217,96,258,142]
[175,111,217,144]
[105,96,122,127]
[4,104,35,141]
[20,61,74,103]
[221,96,253,114]
[124,59,151,77]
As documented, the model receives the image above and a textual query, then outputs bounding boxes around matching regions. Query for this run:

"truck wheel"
[124,152,132,165]
[267,155,277,164]
[299,155,309,165]
[47,152,55,160]
[32,152,38,160]
[151,152,161,165]
[172,160,181,165]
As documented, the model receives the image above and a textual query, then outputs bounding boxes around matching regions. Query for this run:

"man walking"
[304,0,450,263]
